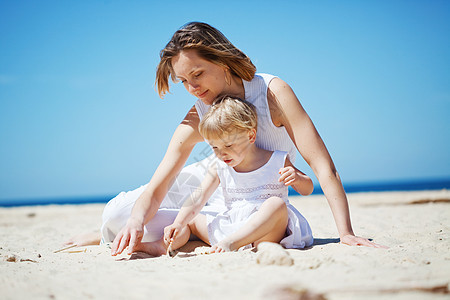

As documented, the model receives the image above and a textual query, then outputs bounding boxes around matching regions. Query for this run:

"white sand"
[1,190,449,299]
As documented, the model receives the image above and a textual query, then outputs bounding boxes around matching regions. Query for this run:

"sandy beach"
[1,189,449,300]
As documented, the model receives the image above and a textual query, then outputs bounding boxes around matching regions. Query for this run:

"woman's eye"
[225,144,232,148]
[194,72,202,78]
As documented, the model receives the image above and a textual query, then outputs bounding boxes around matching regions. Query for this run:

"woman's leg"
[65,155,222,246]
[101,154,220,241]
[64,186,147,246]
[132,230,184,257]
[102,207,180,244]
[210,197,288,252]
[133,214,209,256]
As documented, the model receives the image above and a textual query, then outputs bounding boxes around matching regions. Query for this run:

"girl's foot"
[208,239,234,253]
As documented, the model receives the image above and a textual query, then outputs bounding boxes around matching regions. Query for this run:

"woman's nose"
[188,82,199,94]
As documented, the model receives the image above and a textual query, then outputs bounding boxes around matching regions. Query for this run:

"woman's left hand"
[340,234,388,249]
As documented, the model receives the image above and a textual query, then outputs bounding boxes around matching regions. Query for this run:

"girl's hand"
[279,157,313,196]
[340,234,389,249]
[163,223,183,244]
[278,166,299,186]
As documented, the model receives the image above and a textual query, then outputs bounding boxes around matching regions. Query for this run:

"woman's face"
[171,49,229,105]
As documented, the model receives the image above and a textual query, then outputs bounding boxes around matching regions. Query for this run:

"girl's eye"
[194,72,202,78]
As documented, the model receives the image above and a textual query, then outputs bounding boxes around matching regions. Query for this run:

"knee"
[102,204,124,226]
[101,204,124,243]
[265,196,287,212]
[101,196,132,236]
[262,197,288,221]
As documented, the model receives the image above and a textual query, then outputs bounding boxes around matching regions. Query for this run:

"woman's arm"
[111,106,205,255]
[268,77,384,248]
[164,163,220,242]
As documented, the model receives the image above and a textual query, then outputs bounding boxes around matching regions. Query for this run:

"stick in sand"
[166,240,176,258]
[54,244,77,253]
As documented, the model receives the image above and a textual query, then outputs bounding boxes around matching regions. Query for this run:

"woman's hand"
[111,218,144,256]
[340,234,389,249]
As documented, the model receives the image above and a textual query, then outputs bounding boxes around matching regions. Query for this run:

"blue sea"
[1,178,449,207]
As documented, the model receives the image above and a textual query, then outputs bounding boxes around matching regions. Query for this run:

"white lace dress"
[206,151,313,249]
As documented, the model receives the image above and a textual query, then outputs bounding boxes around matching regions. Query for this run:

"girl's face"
[171,49,230,105]
[207,129,256,169]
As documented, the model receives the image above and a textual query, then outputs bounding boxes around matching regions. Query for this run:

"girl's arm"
[164,163,220,242]
[279,156,314,196]
[112,106,204,256]
[268,77,384,248]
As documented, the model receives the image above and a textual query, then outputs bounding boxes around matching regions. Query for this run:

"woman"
[70,22,384,255]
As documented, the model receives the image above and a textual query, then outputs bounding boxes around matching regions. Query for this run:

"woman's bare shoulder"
[180,105,200,127]
[268,77,296,99]
[267,77,303,127]
[172,106,204,148]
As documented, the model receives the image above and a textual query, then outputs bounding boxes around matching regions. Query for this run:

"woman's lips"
[224,159,232,164]
[197,90,208,98]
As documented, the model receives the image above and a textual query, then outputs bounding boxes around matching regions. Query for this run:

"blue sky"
[1,0,449,201]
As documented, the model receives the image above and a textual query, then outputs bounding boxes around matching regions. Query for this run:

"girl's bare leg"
[210,197,288,253]
[187,214,210,245]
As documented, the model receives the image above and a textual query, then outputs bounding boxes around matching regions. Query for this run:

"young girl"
[135,96,314,255]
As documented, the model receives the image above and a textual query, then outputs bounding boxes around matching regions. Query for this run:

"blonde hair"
[199,96,258,140]
[156,22,256,98]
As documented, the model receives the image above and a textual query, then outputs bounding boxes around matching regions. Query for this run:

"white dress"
[207,151,313,249]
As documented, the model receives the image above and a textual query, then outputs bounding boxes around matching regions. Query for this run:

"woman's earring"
[249,129,256,143]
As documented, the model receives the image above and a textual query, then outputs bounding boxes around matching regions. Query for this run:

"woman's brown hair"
[156,22,256,98]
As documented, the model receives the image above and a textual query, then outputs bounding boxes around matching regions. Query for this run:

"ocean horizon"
[1,177,449,207]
